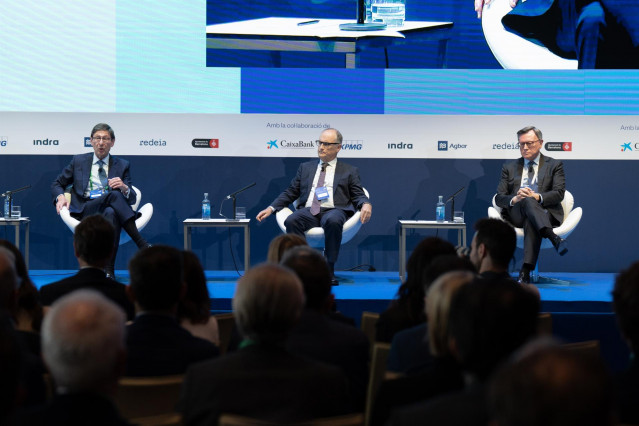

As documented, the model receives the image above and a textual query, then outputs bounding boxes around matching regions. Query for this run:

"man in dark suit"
[39,215,135,320]
[256,128,372,285]
[51,123,150,278]
[18,290,130,426]
[125,245,218,377]
[475,0,639,69]
[281,246,370,410]
[179,263,352,426]
[495,126,568,284]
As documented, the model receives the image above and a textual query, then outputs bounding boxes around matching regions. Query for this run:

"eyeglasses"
[91,136,112,142]
[519,140,540,148]
[316,140,341,147]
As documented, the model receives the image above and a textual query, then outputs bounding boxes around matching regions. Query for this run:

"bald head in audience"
[42,290,126,396]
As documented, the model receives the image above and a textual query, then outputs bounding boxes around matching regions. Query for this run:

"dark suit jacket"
[51,153,137,215]
[15,392,131,426]
[495,153,565,224]
[39,268,135,320]
[286,309,370,410]
[270,160,369,213]
[125,313,219,377]
[502,0,639,64]
[180,343,352,426]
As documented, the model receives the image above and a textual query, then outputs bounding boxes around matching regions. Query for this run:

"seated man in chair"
[494,126,568,284]
[256,128,372,285]
[51,123,150,279]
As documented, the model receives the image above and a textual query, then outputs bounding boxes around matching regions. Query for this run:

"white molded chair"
[60,186,153,245]
[275,188,369,248]
[481,0,578,69]
[488,190,582,282]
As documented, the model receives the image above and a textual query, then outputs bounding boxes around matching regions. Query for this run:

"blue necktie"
[310,163,327,216]
[527,161,537,191]
[98,160,109,192]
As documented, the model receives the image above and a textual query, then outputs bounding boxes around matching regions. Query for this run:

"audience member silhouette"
[39,215,134,320]
[17,290,130,426]
[178,250,219,345]
[266,233,307,263]
[376,237,457,342]
[281,246,370,410]
[390,277,539,425]
[488,344,614,426]
[373,270,475,426]
[179,263,352,426]
[612,260,639,424]
[125,245,218,376]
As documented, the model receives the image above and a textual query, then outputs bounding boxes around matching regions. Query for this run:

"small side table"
[183,219,250,272]
[398,220,466,282]
[0,217,30,269]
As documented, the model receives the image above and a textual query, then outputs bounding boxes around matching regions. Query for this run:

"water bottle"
[3,197,10,219]
[202,193,211,220]
[436,195,445,223]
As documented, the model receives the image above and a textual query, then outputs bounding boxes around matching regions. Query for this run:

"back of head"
[233,263,304,344]
[489,345,614,426]
[426,270,476,357]
[422,254,476,294]
[74,214,115,266]
[474,218,516,268]
[129,245,183,312]
[267,234,308,263]
[448,278,539,380]
[0,246,18,313]
[177,250,211,324]
[281,246,331,310]
[42,289,126,394]
[399,237,456,302]
[0,324,21,421]
[613,261,639,353]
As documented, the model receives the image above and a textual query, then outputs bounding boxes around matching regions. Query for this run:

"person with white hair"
[18,289,130,425]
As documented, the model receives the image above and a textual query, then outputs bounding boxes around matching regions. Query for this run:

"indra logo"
[341,139,363,150]
[267,140,278,149]
[0,137,7,147]
[84,137,92,147]
[438,141,448,151]
[192,139,219,148]
[33,138,59,146]
[545,142,572,152]
[621,142,633,152]
[388,142,413,149]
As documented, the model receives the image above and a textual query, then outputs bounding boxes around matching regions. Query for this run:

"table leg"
[184,224,191,251]
[244,224,250,273]
[399,224,406,281]
[14,223,20,254]
[345,53,360,69]
[24,221,29,271]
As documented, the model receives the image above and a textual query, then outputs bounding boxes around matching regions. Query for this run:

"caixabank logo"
[266,139,314,149]
[545,142,572,152]
[192,139,219,148]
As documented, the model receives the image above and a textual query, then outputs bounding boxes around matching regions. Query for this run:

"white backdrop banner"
[1,112,638,160]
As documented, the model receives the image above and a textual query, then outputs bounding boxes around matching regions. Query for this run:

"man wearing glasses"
[257,128,372,285]
[51,123,150,279]
[494,126,568,284]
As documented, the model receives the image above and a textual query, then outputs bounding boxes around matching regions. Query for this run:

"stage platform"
[30,270,630,372]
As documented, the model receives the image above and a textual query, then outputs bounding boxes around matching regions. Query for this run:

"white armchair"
[60,185,154,245]
[481,0,578,69]
[275,188,369,249]
[488,190,582,282]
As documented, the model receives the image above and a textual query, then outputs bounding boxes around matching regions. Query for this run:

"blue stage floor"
[29,270,629,371]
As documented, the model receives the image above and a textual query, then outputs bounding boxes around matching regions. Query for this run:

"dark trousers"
[73,191,137,268]
[507,197,559,268]
[284,207,350,265]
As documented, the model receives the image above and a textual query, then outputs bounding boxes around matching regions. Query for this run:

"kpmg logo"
[192,139,219,148]
[341,139,363,150]
[267,139,314,149]
[438,141,467,151]
[140,139,166,147]
[33,138,59,146]
[545,142,572,152]
[84,137,92,147]
[0,136,7,147]
[387,142,413,150]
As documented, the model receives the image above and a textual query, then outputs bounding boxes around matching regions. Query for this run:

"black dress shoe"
[518,269,531,284]
[551,235,568,256]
